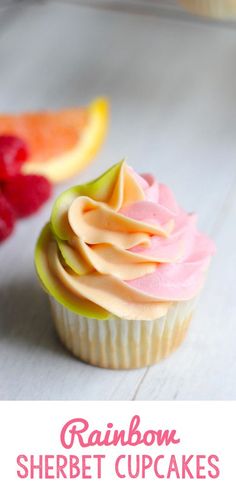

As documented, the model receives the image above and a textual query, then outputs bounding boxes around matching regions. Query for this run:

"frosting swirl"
[35,160,215,320]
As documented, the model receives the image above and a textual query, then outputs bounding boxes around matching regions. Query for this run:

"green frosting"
[51,160,124,240]
[34,161,125,318]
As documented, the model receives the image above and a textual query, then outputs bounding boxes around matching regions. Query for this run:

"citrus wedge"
[0,98,109,183]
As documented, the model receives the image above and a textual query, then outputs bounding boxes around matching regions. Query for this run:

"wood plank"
[0,1,236,399]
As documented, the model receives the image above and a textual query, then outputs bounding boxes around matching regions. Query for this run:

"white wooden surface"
[0,1,236,400]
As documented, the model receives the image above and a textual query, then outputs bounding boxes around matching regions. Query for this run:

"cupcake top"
[35,160,215,320]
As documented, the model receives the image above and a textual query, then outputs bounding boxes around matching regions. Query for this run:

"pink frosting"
[39,162,216,321]
[121,170,216,301]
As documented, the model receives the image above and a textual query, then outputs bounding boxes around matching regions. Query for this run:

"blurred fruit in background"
[0,194,16,242]
[0,97,109,242]
[0,135,29,180]
[2,174,52,219]
[0,97,109,183]
[179,0,236,18]
[0,133,52,242]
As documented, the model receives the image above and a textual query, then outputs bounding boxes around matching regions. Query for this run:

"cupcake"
[35,160,215,369]
[179,0,236,18]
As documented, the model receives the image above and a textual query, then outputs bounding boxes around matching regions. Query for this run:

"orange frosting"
[35,160,215,320]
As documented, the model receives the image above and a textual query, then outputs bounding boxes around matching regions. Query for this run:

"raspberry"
[0,135,29,180]
[2,174,52,218]
[0,194,16,242]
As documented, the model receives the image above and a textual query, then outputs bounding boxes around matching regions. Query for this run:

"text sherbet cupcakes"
[35,160,215,369]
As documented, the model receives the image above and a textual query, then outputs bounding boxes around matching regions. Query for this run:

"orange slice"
[0,98,109,183]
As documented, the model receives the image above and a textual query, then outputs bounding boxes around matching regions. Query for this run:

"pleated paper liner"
[50,296,197,369]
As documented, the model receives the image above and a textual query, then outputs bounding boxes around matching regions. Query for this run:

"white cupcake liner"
[49,296,197,369]
[180,0,236,18]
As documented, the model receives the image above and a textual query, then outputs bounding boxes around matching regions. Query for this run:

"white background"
[0,401,235,493]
